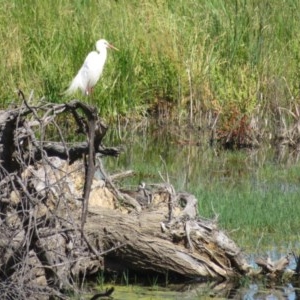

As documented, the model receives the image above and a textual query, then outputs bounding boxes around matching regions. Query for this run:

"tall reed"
[1,0,300,120]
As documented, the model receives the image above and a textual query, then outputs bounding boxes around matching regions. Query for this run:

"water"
[91,282,298,299]
[100,120,300,299]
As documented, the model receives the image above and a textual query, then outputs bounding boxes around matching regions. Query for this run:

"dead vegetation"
[213,102,300,151]
[0,94,298,299]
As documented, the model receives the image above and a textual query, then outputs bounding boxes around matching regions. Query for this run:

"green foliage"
[1,0,300,117]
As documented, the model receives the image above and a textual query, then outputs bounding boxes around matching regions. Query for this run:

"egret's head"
[96,39,119,52]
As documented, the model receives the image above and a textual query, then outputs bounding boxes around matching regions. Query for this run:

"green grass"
[193,152,300,251]
[196,179,300,250]
[1,0,300,120]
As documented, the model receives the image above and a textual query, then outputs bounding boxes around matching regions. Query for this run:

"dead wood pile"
[0,97,296,299]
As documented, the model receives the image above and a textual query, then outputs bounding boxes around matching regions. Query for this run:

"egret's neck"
[98,48,107,67]
[98,47,107,57]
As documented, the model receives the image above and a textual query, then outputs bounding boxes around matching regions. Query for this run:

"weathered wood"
[0,98,118,298]
[87,208,224,278]
[84,185,251,280]
[255,255,290,276]
[0,99,120,176]
[0,98,295,299]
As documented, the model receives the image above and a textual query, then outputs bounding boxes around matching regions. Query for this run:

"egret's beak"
[108,43,119,51]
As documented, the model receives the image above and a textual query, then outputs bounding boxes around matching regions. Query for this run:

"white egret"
[65,39,118,96]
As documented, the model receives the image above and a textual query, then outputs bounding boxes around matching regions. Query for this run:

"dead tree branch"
[0,96,121,298]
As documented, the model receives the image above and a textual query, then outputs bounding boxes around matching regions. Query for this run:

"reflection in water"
[242,283,296,300]
[108,281,297,300]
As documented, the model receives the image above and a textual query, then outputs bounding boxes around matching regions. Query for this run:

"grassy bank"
[1,0,300,120]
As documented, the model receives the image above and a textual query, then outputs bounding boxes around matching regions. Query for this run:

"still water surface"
[93,281,297,300]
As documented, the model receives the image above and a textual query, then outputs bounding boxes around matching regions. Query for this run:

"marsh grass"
[193,157,300,251]
[2,0,300,124]
[188,149,300,250]
[197,179,300,250]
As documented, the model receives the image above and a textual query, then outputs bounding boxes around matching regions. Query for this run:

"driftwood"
[0,97,296,299]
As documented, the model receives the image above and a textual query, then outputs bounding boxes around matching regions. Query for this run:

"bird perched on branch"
[65,39,119,96]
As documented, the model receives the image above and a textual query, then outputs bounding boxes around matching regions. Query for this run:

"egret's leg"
[85,87,91,96]
[85,86,94,96]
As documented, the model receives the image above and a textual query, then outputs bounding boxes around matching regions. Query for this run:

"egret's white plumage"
[65,39,118,96]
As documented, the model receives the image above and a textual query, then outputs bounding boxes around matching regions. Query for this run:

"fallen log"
[0,97,296,299]
[84,183,251,280]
